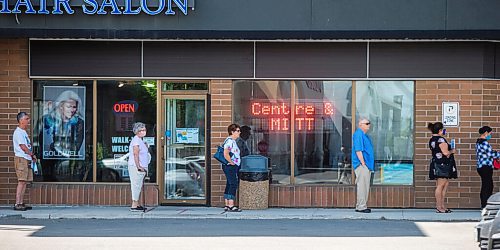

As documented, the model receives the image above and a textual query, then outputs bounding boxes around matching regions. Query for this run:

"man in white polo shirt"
[12,112,36,211]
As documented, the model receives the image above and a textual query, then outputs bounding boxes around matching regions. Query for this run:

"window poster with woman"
[42,86,86,160]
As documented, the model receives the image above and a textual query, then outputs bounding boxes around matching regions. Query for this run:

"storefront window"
[96,81,157,183]
[234,80,414,185]
[162,82,208,91]
[33,80,93,182]
[355,81,414,185]
[294,81,352,184]
[233,80,292,184]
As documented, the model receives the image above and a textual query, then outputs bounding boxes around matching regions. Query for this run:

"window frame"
[353,80,416,186]
[31,79,161,184]
[232,80,416,186]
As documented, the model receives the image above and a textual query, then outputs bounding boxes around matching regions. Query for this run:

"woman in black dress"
[428,122,457,213]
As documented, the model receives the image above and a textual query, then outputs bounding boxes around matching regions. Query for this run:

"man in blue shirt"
[352,118,374,213]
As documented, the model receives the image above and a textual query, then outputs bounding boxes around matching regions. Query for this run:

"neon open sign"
[251,101,334,131]
[113,100,138,114]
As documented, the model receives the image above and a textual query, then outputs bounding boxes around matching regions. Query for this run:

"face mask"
[442,129,446,136]
[486,134,492,140]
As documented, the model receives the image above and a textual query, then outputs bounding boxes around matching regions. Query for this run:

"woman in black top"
[428,122,457,213]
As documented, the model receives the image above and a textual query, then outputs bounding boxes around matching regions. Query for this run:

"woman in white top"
[128,122,151,211]
[222,124,242,212]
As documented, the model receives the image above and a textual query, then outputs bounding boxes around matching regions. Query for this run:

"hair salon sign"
[0,0,191,15]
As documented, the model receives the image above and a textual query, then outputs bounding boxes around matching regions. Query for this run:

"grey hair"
[358,117,370,126]
[52,90,83,121]
[132,122,146,134]
[17,112,28,122]
[55,90,82,111]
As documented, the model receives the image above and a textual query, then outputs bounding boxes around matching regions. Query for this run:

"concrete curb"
[0,206,481,222]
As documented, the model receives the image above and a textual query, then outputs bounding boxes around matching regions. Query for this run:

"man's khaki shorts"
[14,156,33,182]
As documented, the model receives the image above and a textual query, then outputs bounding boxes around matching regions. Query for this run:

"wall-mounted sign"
[0,0,191,15]
[442,102,459,127]
[251,101,334,131]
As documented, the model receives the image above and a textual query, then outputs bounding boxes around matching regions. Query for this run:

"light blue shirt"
[352,128,375,171]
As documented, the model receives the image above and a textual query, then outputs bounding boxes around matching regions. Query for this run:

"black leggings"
[477,166,494,208]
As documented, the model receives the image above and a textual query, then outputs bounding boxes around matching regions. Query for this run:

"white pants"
[354,165,371,210]
[128,164,146,201]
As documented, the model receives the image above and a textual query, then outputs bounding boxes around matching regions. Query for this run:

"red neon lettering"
[271,105,281,115]
[282,103,290,115]
[305,105,314,115]
[324,103,333,115]
[262,105,270,115]
[305,118,314,130]
[282,118,289,131]
[296,118,304,130]
[113,103,135,113]
[295,105,304,115]
[252,102,293,116]
[252,101,335,131]
[252,103,261,115]
[271,118,280,130]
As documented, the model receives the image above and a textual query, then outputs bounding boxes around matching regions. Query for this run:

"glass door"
[161,95,207,204]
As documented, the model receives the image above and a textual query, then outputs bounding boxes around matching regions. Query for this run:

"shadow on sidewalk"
[0,218,428,237]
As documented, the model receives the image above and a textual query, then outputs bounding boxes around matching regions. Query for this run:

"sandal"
[436,208,451,213]
[228,206,242,212]
[130,207,143,212]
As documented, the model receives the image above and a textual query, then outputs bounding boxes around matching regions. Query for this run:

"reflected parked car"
[165,156,206,199]
[476,192,500,249]
[98,153,130,182]
[98,153,206,198]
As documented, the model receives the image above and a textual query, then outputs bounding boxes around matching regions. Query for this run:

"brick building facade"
[1,1,500,209]
[0,39,499,208]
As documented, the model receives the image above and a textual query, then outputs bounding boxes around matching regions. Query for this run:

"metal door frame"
[159,94,209,205]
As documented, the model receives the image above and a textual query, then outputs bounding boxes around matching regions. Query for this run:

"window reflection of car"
[184,155,205,169]
[165,157,205,198]
[98,153,130,182]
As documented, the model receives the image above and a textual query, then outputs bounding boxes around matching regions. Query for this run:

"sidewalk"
[0,206,481,221]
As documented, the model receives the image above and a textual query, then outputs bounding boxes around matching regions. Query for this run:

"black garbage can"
[238,155,269,210]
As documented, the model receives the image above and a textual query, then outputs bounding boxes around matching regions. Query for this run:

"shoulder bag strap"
[221,137,231,147]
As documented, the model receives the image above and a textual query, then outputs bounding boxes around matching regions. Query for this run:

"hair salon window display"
[42,90,85,159]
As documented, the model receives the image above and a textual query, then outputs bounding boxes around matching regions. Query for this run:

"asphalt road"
[0,218,478,250]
